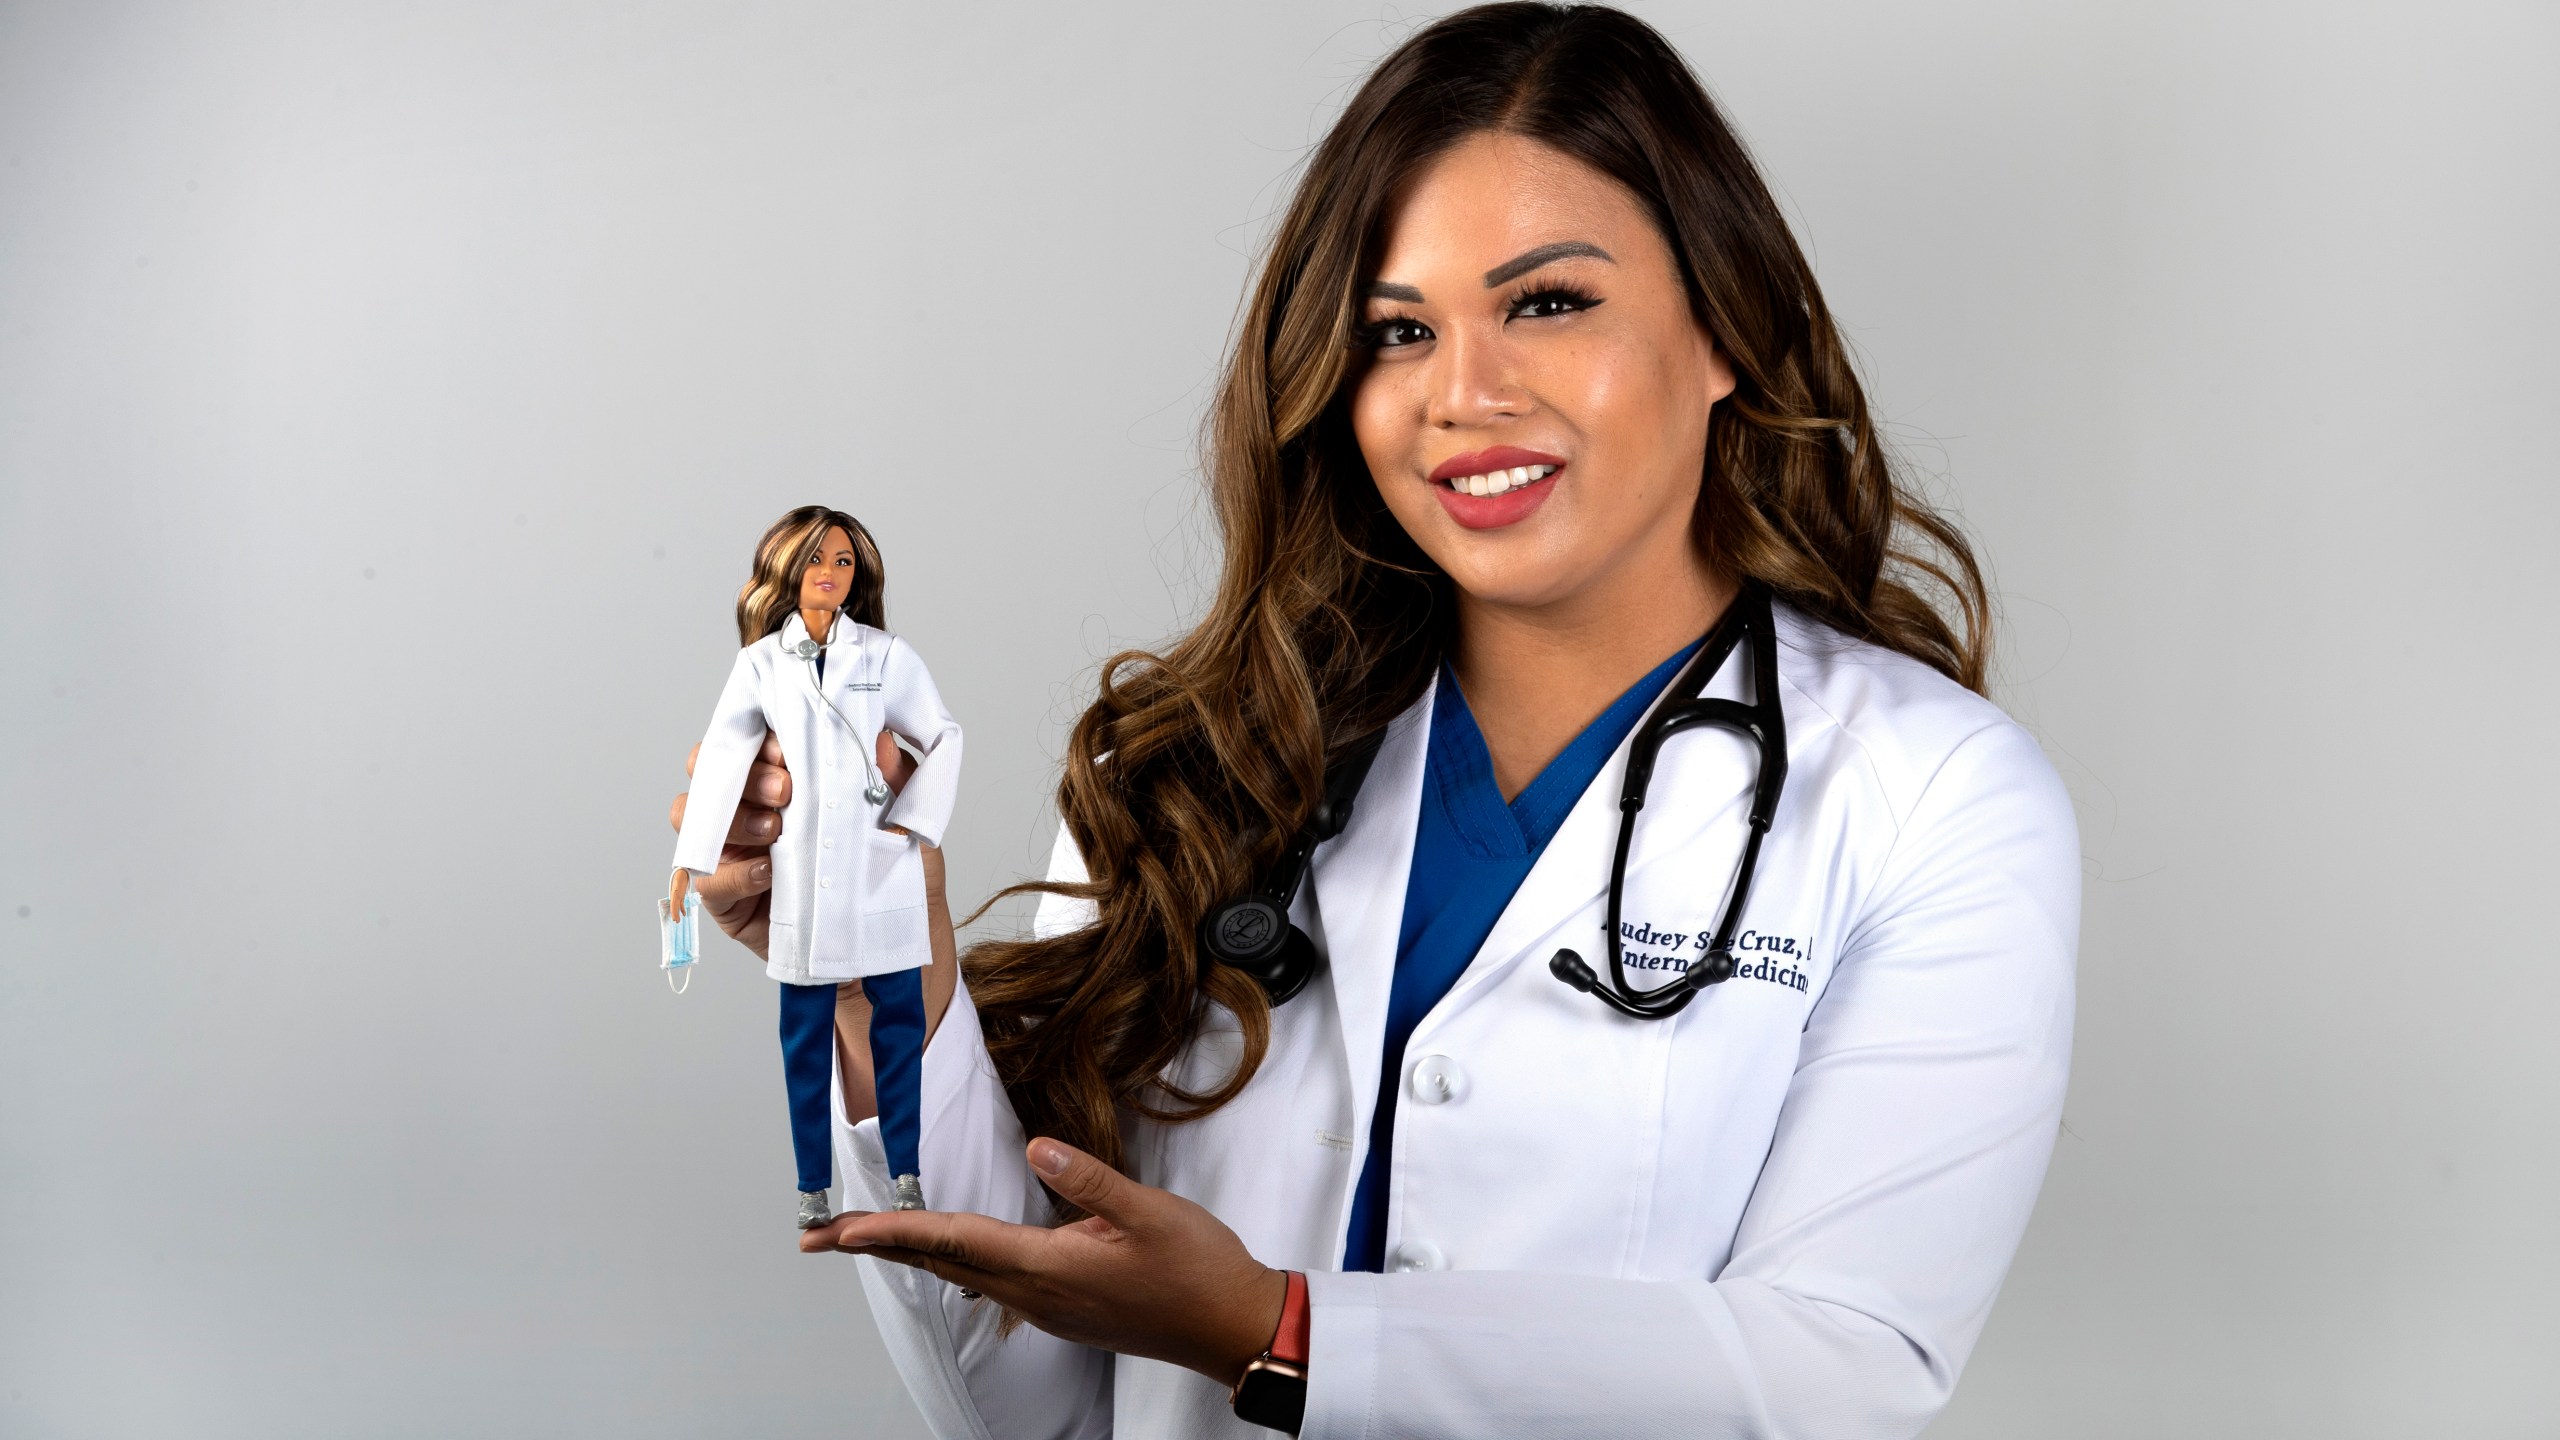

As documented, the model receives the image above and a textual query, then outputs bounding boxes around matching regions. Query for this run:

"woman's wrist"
[1207,1265,1293,1388]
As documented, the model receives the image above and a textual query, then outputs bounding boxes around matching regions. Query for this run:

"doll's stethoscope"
[793,625,893,805]
[1199,585,1788,1020]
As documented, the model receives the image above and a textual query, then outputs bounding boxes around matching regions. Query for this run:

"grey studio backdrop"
[2,2,2553,1436]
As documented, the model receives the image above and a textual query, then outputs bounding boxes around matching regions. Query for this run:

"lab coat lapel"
[1309,684,1433,1161]
[787,613,865,734]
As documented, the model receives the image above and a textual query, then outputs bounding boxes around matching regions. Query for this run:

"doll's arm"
[671,648,769,878]
[877,637,964,847]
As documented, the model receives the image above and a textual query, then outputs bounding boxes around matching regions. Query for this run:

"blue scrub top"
[1341,636,1705,1272]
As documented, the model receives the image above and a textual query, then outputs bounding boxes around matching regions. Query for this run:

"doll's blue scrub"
[779,969,926,1190]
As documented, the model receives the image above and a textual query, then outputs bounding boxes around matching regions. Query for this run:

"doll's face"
[798,526,858,612]
[1347,132,1735,615]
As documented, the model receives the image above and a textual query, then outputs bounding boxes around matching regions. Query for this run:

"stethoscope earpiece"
[1549,950,1598,993]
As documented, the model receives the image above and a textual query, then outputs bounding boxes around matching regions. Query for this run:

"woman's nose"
[1425,325,1529,429]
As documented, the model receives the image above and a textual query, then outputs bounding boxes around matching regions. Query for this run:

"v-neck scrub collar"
[1342,633,1707,1272]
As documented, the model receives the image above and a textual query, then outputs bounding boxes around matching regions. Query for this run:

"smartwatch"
[1229,1269,1311,1434]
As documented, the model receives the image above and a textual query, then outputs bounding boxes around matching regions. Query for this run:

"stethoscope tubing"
[795,627,893,806]
[1566,585,1789,1020]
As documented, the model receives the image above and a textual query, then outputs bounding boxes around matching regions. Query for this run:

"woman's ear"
[1702,334,1739,407]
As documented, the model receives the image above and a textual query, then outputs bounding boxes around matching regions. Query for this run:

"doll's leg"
[777,980,841,1227]
[862,967,928,1210]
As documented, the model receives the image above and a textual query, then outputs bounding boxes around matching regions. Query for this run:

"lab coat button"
[822,838,834,850]
[820,878,832,889]
[1388,1240,1446,1272]
[1408,1054,1466,1105]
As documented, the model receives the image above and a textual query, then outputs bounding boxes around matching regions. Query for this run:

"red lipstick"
[1427,446,1567,531]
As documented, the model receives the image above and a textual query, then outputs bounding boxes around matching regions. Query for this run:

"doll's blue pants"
[779,971,927,1192]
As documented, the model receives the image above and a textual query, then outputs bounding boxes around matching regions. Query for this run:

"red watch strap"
[1269,1270,1311,1367]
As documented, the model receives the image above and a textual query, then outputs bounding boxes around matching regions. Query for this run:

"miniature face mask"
[659,888,701,993]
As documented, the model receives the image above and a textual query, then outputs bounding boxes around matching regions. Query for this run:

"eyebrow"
[1361,241,1618,305]
[1483,241,1614,287]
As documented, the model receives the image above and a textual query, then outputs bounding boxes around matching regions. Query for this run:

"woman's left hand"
[801,1137,1288,1387]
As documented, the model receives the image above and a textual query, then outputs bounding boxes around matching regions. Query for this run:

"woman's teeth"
[1445,464,1557,497]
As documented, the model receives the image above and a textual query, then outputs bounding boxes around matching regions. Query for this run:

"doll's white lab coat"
[834,605,2079,1440]
[672,613,962,986]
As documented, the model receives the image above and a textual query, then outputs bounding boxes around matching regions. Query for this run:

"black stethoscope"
[1200,585,1788,1021]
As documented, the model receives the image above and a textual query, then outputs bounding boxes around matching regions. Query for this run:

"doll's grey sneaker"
[796,1190,833,1229]
[892,1174,927,1211]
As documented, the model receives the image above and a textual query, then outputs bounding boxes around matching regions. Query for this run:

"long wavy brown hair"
[965,2,1993,1176]
[733,505,886,645]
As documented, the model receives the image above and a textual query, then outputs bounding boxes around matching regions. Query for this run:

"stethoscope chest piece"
[864,779,891,804]
[1199,895,1317,1005]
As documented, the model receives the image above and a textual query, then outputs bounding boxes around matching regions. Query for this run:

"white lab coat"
[673,613,963,986]
[835,604,2078,1440]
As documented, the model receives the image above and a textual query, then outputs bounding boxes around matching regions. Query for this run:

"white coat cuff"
[1299,1270,1386,1440]
[884,806,945,850]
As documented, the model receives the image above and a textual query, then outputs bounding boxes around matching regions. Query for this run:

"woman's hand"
[672,730,958,1120]
[801,1138,1289,1389]
[669,730,793,958]
[831,801,958,1125]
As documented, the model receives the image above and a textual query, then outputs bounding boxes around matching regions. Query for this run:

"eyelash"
[1354,281,1604,348]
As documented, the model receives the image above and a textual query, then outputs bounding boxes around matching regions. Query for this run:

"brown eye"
[1507,285,1602,321]
[1361,317,1432,349]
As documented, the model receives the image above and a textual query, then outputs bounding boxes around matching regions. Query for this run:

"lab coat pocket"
[859,828,929,973]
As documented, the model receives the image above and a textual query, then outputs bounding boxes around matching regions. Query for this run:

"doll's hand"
[874,726,918,794]
[668,729,791,959]
[803,1138,1288,1389]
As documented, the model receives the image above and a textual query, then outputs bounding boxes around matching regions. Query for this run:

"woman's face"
[1349,133,1735,616]
[799,526,858,612]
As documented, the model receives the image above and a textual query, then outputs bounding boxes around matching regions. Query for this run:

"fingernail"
[752,862,771,884]
[1030,1139,1070,1176]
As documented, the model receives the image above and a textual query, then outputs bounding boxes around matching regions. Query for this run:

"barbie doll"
[669,505,962,1225]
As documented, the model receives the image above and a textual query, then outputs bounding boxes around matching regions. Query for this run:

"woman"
[667,505,963,1226]
[676,6,2075,1435]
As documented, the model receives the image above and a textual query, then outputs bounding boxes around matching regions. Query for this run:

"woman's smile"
[1428,445,1567,529]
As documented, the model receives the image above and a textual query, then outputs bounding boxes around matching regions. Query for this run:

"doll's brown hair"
[734,506,887,645]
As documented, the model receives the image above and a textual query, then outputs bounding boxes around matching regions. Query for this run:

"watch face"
[1231,1364,1307,1434]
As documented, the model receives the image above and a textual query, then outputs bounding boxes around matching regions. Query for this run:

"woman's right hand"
[669,730,792,959]
[668,729,958,1126]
